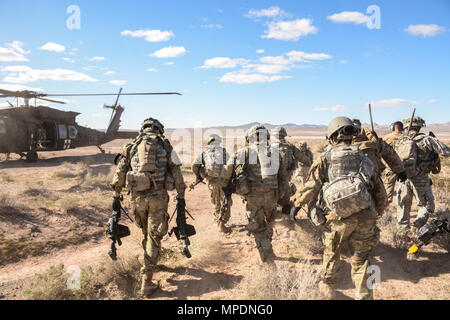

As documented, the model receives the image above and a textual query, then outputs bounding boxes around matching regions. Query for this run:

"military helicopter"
[0,88,181,162]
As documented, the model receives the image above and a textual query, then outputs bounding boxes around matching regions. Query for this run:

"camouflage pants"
[322,211,380,300]
[132,190,170,275]
[208,182,232,224]
[397,172,434,230]
[244,189,278,262]
[295,165,310,185]
[383,170,397,204]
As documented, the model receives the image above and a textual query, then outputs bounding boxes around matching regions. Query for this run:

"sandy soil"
[0,137,449,300]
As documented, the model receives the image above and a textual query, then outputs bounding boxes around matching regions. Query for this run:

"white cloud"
[256,49,264,54]
[200,24,223,29]
[199,57,249,69]
[149,46,186,58]
[109,80,127,86]
[121,29,175,42]
[286,51,332,62]
[371,98,437,108]
[105,70,116,76]
[0,83,43,92]
[404,24,446,37]
[340,60,349,64]
[327,11,368,24]
[40,42,65,52]
[62,57,75,63]
[243,64,291,74]
[147,68,158,72]
[246,6,291,19]
[262,19,318,41]
[88,56,104,61]
[1,65,98,83]
[0,41,29,62]
[164,62,174,65]
[220,70,291,84]
[259,55,292,65]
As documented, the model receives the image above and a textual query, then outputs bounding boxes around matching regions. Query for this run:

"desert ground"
[0,132,449,300]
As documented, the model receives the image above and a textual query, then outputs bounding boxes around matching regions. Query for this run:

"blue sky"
[0,0,449,129]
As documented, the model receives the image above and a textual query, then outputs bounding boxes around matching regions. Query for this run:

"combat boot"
[217,221,231,234]
[140,272,158,297]
[318,281,336,300]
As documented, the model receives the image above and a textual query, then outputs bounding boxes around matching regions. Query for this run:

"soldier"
[110,118,186,297]
[270,127,313,214]
[352,119,407,212]
[396,116,450,234]
[383,121,405,203]
[224,125,284,264]
[295,141,313,186]
[291,117,384,300]
[192,134,232,233]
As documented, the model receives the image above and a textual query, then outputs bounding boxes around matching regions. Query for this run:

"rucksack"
[202,146,226,178]
[322,145,374,219]
[395,135,419,178]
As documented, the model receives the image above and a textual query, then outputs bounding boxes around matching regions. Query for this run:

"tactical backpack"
[202,146,227,178]
[322,145,374,219]
[277,142,297,172]
[395,136,419,178]
[126,132,174,192]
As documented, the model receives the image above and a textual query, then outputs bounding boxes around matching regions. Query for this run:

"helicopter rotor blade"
[37,97,66,104]
[44,92,182,97]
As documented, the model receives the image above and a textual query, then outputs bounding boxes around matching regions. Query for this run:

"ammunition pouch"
[234,174,249,195]
[126,171,162,192]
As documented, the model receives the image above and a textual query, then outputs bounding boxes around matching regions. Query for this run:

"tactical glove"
[397,171,407,183]
[290,206,301,221]
[112,196,121,212]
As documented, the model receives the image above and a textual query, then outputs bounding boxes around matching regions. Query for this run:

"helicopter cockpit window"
[0,119,6,134]
[58,124,68,140]
[68,125,78,139]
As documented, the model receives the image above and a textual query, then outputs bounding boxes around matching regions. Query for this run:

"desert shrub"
[0,193,15,208]
[293,221,324,256]
[232,261,321,300]
[23,264,73,300]
[0,172,12,182]
[81,168,114,189]
[380,216,410,249]
[56,197,80,213]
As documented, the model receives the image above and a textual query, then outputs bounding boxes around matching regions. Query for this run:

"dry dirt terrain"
[0,135,449,300]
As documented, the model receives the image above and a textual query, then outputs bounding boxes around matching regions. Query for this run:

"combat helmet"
[246,125,270,143]
[352,119,362,131]
[327,116,358,143]
[141,117,164,134]
[207,134,222,145]
[403,116,426,129]
[270,126,288,140]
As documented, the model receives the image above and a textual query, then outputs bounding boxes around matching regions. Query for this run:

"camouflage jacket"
[383,132,404,149]
[353,127,404,175]
[110,129,186,197]
[191,144,230,183]
[292,143,386,214]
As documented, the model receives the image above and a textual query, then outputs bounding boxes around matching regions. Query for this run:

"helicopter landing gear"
[96,145,106,154]
[26,150,38,162]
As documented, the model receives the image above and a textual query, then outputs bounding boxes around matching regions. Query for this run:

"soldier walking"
[110,118,187,297]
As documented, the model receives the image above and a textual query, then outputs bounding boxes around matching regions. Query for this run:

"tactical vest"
[126,132,173,192]
[322,145,374,218]
[202,145,227,178]
[243,144,279,193]
[274,141,297,173]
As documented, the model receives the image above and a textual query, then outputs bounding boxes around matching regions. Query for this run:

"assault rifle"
[168,196,196,258]
[187,177,205,191]
[407,107,417,134]
[106,195,133,260]
[407,217,449,260]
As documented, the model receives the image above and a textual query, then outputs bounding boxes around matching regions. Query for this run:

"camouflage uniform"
[353,126,405,211]
[293,117,384,300]
[271,128,313,213]
[383,132,405,203]
[397,131,450,231]
[192,136,232,226]
[226,125,284,263]
[110,119,186,296]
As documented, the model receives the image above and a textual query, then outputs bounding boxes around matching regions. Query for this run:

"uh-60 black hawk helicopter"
[0,88,181,162]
